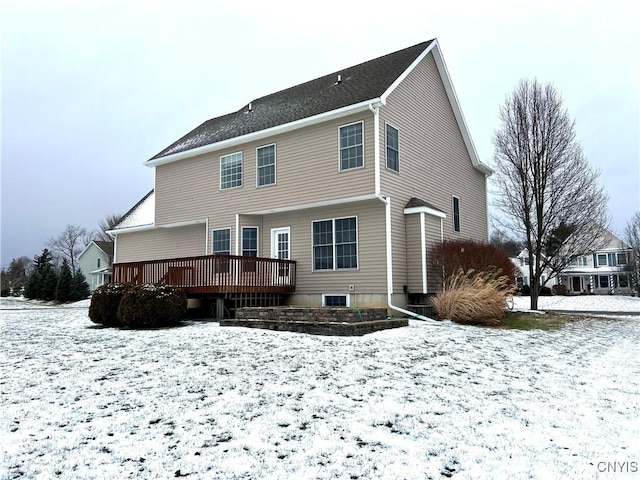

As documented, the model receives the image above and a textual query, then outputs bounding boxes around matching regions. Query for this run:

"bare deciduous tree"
[492,78,609,309]
[47,224,89,275]
[94,213,122,242]
[624,211,640,295]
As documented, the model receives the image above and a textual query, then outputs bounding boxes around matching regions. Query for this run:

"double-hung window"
[241,226,258,272]
[242,227,258,257]
[220,152,242,189]
[452,196,461,232]
[257,144,275,187]
[312,217,357,270]
[339,122,363,170]
[212,228,231,255]
[386,124,399,172]
[213,228,231,272]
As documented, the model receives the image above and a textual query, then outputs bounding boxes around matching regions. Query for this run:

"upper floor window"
[616,252,628,265]
[257,144,276,187]
[339,122,363,171]
[97,258,101,268]
[312,216,358,270]
[386,124,399,172]
[242,227,258,257]
[596,253,608,266]
[220,152,242,190]
[452,196,460,232]
[212,228,231,255]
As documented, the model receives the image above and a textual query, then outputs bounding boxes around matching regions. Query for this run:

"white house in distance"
[77,241,114,292]
[558,229,633,295]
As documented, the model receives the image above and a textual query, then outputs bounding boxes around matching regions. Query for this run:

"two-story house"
[77,240,114,292]
[559,229,633,294]
[109,39,492,316]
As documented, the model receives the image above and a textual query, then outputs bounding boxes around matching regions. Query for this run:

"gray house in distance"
[109,39,492,316]
[77,241,113,292]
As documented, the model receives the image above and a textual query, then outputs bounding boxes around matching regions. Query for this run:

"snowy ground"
[1,296,639,479]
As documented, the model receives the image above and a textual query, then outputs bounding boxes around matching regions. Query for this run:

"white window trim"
[596,253,608,267]
[220,151,243,190]
[256,143,276,188]
[452,195,461,233]
[385,122,400,173]
[338,121,365,172]
[311,215,359,272]
[322,293,351,307]
[241,226,259,256]
[212,227,232,254]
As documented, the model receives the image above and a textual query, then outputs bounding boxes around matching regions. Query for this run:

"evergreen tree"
[70,269,91,301]
[55,260,73,302]
[24,249,58,301]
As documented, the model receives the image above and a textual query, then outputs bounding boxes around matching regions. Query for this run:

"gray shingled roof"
[405,197,445,213]
[151,40,434,160]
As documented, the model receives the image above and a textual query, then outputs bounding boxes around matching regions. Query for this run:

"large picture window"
[257,144,276,187]
[339,122,363,171]
[312,217,357,270]
[386,124,399,172]
[220,152,243,189]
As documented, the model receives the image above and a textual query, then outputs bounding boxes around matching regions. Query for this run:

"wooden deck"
[112,254,296,295]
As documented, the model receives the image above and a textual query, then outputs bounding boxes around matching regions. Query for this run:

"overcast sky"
[1,0,638,267]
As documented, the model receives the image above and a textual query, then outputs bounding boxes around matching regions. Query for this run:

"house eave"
[404,206,447,218]
[145,99,383,168]
[107,224,155,235]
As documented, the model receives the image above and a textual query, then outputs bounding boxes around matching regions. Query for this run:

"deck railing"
[112,254,296,294]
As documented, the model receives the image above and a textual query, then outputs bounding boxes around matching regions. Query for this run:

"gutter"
[368,101,433,321]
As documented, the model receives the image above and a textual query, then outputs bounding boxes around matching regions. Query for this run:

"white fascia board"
[430,43,493,177]
[107,224,155,235]
[245,194,380,216]
[145,99,382,168]
[77,241,97,260]
[404,206,447,218]
[382,39,493,177]
[380,41,437,105]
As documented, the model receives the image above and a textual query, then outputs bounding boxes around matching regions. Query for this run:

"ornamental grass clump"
[431,269,516,325]
[117,284,187,328]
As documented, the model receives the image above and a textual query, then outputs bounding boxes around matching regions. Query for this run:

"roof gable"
[149,41,434,162]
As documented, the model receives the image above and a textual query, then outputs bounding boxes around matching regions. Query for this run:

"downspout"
[235,214,240,255]
[205,217,209,254]
[369,102,432,321]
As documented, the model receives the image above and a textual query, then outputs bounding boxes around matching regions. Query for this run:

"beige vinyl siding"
[405,214,423,293]
[379,51,488,293]
[115,224,206,263]
[154,113,375,227]
[424,214,444,293]
[261,199,386,295]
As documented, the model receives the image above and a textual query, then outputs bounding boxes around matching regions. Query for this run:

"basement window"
[322,294,350,307]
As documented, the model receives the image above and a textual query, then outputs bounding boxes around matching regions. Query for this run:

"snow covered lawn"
[1,298,639,479]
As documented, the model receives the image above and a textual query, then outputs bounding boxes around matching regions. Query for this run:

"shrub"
[430,269,516,325]
[520,284,531,296]
[89,283,133,327]
[430,239,518,288]
[540,286,552,296]
[117,284,187,328]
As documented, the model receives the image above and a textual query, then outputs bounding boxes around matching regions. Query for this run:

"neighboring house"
[109,39,492,316]
[558,229,633,295]
[510,250,557,290]
[77,241,114,292]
